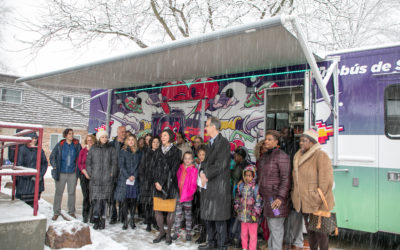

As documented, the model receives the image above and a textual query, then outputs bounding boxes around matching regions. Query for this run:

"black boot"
[118,202,123,222]
[100,217,105,230]
[109,200,118,224]
[122,201,128,230]
[93,217,100,230]
[146,223,151,232]
[196,225,206,244]
[129,199,136,229]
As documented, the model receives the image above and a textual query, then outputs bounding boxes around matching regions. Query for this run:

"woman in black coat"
[16,133,48,207]
[152,129,181,245]
[139,135,160,232]
[86,130,118,230]
[114,134,140,230]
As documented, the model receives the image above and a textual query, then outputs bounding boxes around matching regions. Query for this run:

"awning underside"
[16,16,313,89]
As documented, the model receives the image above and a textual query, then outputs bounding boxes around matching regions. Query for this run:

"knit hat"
[302,129,319,143]
[96,130,108,141]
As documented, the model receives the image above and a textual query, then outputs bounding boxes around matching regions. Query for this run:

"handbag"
[153,197,176,212]
[307,188,338,235]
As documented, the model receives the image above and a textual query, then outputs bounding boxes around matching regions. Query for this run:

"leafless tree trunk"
[0,0,11,72]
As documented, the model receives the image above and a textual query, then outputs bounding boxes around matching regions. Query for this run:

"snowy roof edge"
[15,15,286,85]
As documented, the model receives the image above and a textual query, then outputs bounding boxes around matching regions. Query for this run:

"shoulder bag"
[307,188,338,235]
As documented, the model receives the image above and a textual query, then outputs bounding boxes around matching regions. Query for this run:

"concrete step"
[0,192,46,250]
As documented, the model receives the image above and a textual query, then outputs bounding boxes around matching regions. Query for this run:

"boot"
[122,201,128,230]
[109,201,118,224]
[146,223,152,232]
[118,202,123,222]
[196,225,206,244]
[93,217,100,230]
[129,199,136,229]
[100,217,105,230]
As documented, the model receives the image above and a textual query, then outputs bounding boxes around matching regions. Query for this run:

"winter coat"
[177,164,198,202]
[114,147,140,201]
[176,142,192,158]
[109,139,124,182]
[49,139,82,181]
[86,143,118,200]
[77,147,89,173]
[200,133,231,221]
[291,143,334,213]
[16,145,48,198]
[138,148,157,204]
[258,148,291,218]
[234,166,262,223]
[280,139,298,166]
[231,160,249,186]
[152,145,181,199]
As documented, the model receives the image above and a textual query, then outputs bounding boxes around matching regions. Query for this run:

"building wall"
[0,74,90,128]
[0,74,90,164]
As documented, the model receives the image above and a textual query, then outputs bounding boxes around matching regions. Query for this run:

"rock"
[4,182,13,189]
[45,220,92,249]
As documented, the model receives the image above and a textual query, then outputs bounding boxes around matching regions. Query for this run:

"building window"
[384,84,400,139]
[50,134,81,151]
[0,88,22,104]
[62,96,83,110]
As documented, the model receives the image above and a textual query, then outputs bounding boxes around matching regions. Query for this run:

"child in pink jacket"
[172,151,198,241]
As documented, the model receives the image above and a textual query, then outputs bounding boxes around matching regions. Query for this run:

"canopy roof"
[16,15,317,89]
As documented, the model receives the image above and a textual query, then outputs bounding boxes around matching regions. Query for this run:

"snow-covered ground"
[1,175,200,250]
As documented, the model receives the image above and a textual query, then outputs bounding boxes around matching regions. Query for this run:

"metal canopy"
[16,15,314,89]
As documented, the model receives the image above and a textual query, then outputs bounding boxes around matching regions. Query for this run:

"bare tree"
[294,0,400,51]
[0,0,11,72]
[16,0,294,53]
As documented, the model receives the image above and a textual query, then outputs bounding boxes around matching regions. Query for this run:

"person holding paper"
[114,134,140,230]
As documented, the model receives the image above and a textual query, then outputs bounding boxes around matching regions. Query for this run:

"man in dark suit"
[199,117,231,250]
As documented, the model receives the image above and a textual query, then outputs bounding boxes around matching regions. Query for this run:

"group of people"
[12,116,334,250]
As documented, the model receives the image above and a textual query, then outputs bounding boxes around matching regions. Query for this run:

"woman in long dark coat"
[258,130,291,250]
[114,134,140,230]
[152,129,181,245]
[139,135,160,232]
[86,130,118,230]
[16,132,48,207]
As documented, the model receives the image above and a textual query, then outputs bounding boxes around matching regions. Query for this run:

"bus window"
[384,84,400,139]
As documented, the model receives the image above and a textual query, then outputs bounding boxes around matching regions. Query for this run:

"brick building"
[0,73,91,161]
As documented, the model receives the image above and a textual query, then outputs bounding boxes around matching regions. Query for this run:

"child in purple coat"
[234,165,263,250]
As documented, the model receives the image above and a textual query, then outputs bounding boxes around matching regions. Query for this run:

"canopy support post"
[106,89,113,136]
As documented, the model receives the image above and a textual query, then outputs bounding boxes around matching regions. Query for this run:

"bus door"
[264,85,305,141]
